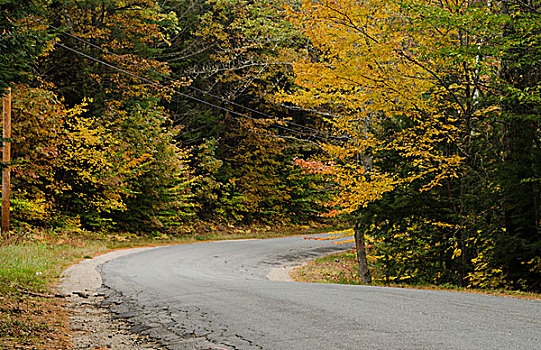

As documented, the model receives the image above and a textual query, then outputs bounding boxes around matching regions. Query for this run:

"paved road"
[100,236,540,350]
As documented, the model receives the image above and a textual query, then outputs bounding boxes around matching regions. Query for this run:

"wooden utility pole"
[2,88,11,235]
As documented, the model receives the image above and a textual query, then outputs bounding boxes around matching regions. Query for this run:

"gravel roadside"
[59,247,166,350]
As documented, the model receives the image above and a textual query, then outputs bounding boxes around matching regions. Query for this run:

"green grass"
[0,240,112,348]
[0,243,106,293]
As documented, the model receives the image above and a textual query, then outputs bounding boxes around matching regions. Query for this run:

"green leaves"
[0,0,49,91]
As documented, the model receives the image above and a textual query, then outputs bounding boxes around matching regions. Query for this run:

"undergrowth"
[291,250,541,300]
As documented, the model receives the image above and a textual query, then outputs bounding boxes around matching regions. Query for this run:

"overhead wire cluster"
[25,16,350,143]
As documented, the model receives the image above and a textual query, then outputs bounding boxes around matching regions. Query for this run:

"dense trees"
[160,0,328,225]
[497,0,541,291]
[0,0,49,91]
[1,0,539,291]
[4,0,327,233]
[281,0,540,291]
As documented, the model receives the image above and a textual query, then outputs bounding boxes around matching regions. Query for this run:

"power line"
[30,16,348,141]
[53,41,329,141]
[11,16,331,142]
[32,16,328,134]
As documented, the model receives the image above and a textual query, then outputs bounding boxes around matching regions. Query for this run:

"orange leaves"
[293,158,336,175]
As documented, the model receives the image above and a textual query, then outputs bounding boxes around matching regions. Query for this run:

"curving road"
[100,235,540,350]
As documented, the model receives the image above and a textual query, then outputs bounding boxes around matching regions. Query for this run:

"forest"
[1,0,540,292]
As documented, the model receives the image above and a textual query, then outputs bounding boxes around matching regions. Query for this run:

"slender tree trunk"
[355,112,374,285]
[354,220,372,284]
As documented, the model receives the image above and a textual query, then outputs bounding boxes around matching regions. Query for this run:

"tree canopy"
[280,0,540,291]
[1,0,539,291]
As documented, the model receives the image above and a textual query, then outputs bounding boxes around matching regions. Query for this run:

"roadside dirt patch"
[59,247,166,350]
[267,265,296,282]
[0,293,70,349]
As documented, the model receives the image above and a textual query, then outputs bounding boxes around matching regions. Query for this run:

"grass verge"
[291,250,541,301]
[0,241,108,349]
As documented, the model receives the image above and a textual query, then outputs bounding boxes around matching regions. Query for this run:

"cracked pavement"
[98,236,541,350]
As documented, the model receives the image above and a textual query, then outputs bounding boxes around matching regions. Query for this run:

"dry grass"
[291,250,362,285]
[0,295,70,349]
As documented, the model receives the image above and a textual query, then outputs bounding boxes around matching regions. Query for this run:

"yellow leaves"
[474,105,500,117]
[279,0,491,233]
[280,0,427,109]
[309,228,354,242]
[320,166,400,215]
[524,257,541,274]
[451,248,462,259]
[57,100,154,216]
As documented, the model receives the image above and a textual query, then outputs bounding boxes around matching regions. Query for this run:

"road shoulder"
[59,247,165,350]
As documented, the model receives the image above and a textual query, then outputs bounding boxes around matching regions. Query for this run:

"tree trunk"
[354,221,372,284]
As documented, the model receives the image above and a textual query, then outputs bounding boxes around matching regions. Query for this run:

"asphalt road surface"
[100,235,541,350]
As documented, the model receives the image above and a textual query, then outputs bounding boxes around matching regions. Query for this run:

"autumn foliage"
[281,0,540,291]
[0,0,539,291]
